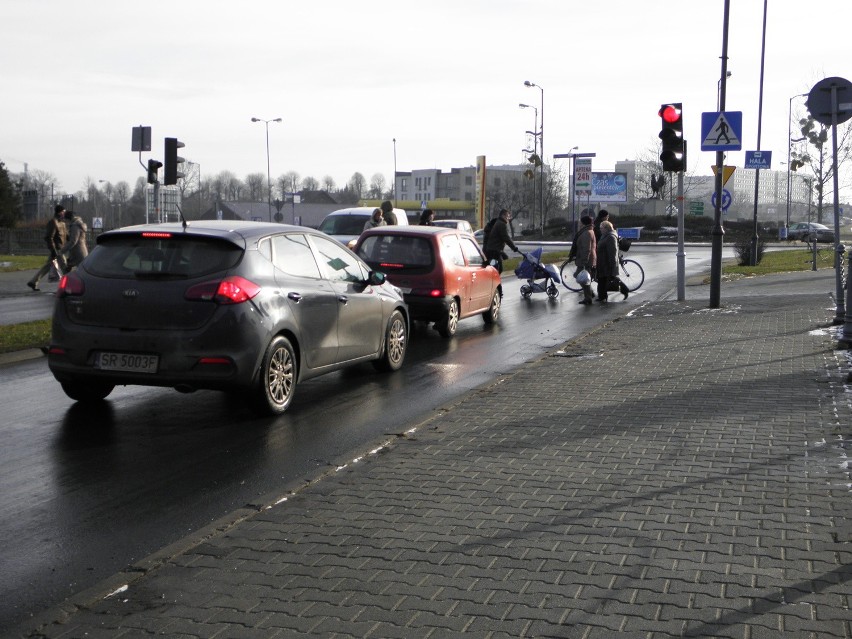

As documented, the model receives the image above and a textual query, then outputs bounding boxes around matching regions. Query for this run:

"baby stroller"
[515,247,561,299]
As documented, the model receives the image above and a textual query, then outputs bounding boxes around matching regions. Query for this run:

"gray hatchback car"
[48,221,409,415]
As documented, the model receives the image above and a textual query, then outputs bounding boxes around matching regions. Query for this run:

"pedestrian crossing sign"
[701,111,743,151]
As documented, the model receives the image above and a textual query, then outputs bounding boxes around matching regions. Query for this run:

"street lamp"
[785,93,808,232]
[251,117,282,222]
[519,103,538,225]
[525,81,544,229]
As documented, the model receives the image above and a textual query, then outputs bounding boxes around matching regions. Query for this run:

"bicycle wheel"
[620,258,645,292]
[559,261,582,292]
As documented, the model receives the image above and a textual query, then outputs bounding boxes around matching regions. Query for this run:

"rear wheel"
[373,310,407,371]
[520,284,532,299]
[546,284,559,298]
[60,380,114,402]
[559,261,582,292]
[437,299,459,337]
[250,335,296,416]
[483,288,501,324]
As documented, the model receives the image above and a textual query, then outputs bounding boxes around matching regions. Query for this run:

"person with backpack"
[483,209,519,274]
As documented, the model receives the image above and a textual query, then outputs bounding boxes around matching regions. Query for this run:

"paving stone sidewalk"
[19,287,852,638]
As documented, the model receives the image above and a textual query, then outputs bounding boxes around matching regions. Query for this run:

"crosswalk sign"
[701,112,742,151]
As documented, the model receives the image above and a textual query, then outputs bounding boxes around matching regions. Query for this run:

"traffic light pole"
[676,169,685,301]
[710,0,731,309]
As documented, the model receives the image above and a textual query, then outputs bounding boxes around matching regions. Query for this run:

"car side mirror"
[368,270,386,286]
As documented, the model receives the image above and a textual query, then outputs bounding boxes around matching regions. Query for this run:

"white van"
[318,206,409,247]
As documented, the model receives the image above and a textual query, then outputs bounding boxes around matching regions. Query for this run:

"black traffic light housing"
[147,159,163,184]
[659,103,686,172]
[164,137,185,185]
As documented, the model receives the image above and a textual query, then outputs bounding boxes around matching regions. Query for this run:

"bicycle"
[559,253,645,293]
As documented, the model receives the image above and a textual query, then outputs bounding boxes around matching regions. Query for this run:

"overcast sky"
[2,0,849,197]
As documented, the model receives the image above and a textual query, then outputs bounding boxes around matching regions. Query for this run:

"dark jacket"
[596,229,619,279]
[483,218,517,255]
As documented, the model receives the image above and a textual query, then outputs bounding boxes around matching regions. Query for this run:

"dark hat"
[581,215,593,225]
[380,201,393,213]
[54,204,66,215]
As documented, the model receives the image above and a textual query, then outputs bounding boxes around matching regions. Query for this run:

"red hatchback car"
[355,226,502,337]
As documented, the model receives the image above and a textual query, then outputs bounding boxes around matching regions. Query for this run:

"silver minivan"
[318,206,409,247]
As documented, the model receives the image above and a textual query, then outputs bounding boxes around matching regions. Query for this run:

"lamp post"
[554,149,592,236]
[519,103,538,225]
[251,117,282,222]
[525,81,544,229]
[785,93,808,232]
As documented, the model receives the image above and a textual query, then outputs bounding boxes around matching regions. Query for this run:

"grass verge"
[0,255,45,271]
[0,319,51,354]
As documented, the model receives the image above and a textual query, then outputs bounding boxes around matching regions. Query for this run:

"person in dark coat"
[380,200,397,225]
[419,209,435,226]
[593,209,609,241]
[28,205,67,291]
[483,209,519,274]
[574,215,597,305]
[595,220,628,302]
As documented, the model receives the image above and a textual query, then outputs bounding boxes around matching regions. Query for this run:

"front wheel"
[546,284,559,299]
[620,258,645,292]
[437,298,459,337]
[60,380,114,402]
[482,288,502,324]
[373,310,407,371]
[559,261,582,292]
[250,335,296,416]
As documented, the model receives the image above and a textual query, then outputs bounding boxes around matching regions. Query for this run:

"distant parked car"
[787,222,835,243]
[432,219,474,234]
[473,229,485,244]
[48,221,409,415]
[318,206,409,248]
[354,226,502,337]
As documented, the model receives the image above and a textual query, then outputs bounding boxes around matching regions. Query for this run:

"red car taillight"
[57,272,85,297]
[410,288,444,297]
[185,276,261,305]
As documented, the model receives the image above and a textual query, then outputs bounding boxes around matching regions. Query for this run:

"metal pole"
[539,85,544,231]
[710,0,731,308]
[829,84,846,324]
[264,122,272,223]
[749,0,768,267]
[392,138,397,207]
[676,170,685,300]
[842,249,852,345]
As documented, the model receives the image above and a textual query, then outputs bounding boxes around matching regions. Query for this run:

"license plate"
[96,352,159,373]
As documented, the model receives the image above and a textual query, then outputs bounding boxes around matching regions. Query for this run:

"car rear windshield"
[318,215,370,235]
[84,235,243,279]
[357,235,434,271]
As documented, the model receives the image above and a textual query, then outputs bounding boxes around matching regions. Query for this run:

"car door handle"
[338,295,348,305]
[287,292,302,303]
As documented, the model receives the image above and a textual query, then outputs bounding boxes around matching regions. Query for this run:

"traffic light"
[164,137,185,185]
[147,159,162,184]
[658,103,686,172]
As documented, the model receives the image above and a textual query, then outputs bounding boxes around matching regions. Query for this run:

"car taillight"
[410,288,444,297]
[185,276,261,305]
[57,272,85,297]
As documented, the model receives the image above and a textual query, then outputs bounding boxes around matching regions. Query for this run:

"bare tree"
[793,115,852,223]
[244,172,266,201]
[277,171,301,199]
[322,175,336,192]
[302,176,320,191]
[348,172,366,198]
[368,173,386,199]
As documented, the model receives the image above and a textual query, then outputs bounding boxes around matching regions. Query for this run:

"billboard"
[591,172,628,203]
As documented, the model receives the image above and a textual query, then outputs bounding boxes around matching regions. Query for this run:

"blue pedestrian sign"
[711,188,732,212]
[744,150,772,169]
[701,111,743,151]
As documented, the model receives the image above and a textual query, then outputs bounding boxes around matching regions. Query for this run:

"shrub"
[733,237,766,266]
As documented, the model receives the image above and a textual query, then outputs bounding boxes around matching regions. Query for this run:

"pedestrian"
[363,207,386,231]
[58,210,89,271]
[483,208,519,274]
[573,214,597,305]
[419,209,435,226]
[380,200,397,225]
[595,220,628,302]
[27,205,67,291]
[593,209,609,241]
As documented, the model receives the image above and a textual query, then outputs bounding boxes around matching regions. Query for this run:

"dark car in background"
[48,221,409,415]
[787,222,835,243]
[354,226,502,337]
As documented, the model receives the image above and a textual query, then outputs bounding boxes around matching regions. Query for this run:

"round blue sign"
[711,189,732,212]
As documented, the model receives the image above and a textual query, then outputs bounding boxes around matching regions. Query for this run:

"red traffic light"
[659,104,681,123]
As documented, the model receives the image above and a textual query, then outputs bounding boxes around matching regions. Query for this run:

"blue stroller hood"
[514,247,544,280]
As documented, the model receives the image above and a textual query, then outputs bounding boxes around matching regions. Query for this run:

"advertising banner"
[475,155,486,228]
[591,172,628,203]
[574,158,592,195]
